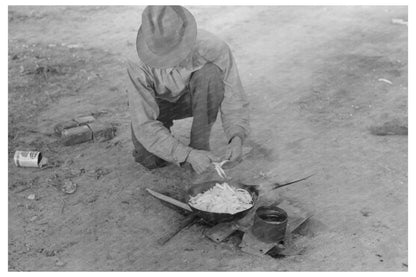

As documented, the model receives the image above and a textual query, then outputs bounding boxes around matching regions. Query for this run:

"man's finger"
[229,152,237,162]
[226,147,235,162]
[195,166,203,175]
[229,147,242,162]
[207,153,221,162]
[191,162,202,175]
[200,162,211,174]
[224,148,232,160]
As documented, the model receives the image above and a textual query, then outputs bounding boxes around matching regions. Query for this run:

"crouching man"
[127,5,249,174]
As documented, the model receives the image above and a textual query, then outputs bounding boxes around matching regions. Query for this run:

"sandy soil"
[8,6,408,271]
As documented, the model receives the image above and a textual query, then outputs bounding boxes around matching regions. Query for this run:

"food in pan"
[188,182,253,214]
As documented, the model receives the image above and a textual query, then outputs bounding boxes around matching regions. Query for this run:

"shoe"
[133,150,168,169]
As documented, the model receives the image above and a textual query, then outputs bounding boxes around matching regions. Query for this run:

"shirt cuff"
[172,142,193,165]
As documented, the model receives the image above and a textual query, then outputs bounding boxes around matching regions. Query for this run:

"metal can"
[251,206,288,243]
[14,151,43,168]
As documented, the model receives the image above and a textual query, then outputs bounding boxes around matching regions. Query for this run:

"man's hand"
[224,136,243,162]
[186,150,221,174]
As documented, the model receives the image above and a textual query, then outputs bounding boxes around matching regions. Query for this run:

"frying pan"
[155,174,313,244]
[185,174,314,224]
[186,180,259,224]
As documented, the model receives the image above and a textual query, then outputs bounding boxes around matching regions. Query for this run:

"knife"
[146,188,193,212]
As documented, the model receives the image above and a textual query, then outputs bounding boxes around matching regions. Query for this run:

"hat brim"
[136,8,197,69]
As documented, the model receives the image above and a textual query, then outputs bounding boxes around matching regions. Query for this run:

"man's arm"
[198,30,250,143]
[126,61,192,166]
[218,45,250,143]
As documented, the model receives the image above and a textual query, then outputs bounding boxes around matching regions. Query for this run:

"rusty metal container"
[73,115,96,125]
[87,122,116,142]
[54,120,79,136]
[251,206,288,243]
[61,125,93,146]
[54,115,96,136]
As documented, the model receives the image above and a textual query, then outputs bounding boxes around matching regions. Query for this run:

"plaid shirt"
[127,29,250,165]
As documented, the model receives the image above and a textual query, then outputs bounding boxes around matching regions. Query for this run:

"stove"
[204,199,313,258]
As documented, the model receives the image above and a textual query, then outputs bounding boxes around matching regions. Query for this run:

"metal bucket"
[252,206,288,243]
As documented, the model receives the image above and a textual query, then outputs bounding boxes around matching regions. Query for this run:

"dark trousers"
[132,63,225,169]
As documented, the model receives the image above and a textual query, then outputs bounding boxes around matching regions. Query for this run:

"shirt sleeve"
[126,61,192,165]
[198,32,250,143]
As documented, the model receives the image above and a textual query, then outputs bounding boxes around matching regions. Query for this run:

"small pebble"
[61,180,77,194]
[67,44,82,49]
[55,260,66,267]
[25,203,35,210]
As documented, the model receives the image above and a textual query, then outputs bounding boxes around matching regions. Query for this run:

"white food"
[189,183,253,214]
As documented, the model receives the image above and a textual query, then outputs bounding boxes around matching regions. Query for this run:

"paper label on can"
[14,151,41,167]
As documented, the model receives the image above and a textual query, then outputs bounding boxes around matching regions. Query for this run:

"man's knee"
[196,62,222,78]
[190,63,224,90]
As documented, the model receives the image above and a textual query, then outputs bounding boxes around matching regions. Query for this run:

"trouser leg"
[188,63,225,150]
[131,97,190,169]
[131,124,168,169]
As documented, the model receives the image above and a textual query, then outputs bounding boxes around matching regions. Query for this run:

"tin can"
[14,151,43,168]
[251,206,288,243]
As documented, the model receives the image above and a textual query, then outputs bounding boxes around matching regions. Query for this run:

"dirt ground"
[8,6,408,271]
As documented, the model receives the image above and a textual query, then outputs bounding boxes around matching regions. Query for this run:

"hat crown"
[142,6,188,55]
[136,5,197,68]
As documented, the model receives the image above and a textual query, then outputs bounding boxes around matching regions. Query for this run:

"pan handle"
[271,173,316,190]
[157,214,198,245]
